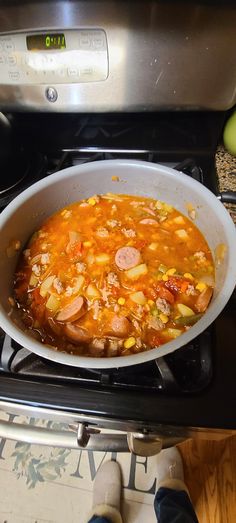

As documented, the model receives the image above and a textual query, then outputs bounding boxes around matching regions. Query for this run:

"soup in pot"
[13,193,215,357]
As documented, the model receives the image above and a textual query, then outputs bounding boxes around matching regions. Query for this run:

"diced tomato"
[159,286,175,304]
[148,333,162,348]
[135,239,148,250]
[31,288,45,321]
[69,241,83,260]
[180,281,189,293]
[149,282,175,303]
[165,277,190,295]
[32,287,44,304]
[14,281,28,300]
[111,286,120,297]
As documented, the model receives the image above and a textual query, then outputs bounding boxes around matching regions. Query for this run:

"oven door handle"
[0,420,186,456]
[0,420,129,452]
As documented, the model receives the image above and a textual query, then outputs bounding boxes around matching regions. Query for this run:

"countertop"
[216,144,236,223]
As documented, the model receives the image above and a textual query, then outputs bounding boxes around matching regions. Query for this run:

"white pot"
[0,160,236,368]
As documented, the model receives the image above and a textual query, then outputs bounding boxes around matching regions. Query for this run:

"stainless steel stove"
[0,112,236,455]
[0,0,235,455]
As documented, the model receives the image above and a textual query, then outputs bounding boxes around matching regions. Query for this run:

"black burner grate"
[0,152,214,397]
[0,328,213,395]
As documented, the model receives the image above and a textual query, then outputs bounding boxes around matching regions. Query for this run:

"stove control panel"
[0,30,108,85]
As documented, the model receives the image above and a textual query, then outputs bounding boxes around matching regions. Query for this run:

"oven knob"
[45,86,58,103]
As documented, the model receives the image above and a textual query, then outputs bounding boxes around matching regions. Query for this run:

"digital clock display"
[26,33,66,51]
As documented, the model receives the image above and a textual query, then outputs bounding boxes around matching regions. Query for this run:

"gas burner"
[0,152,29,194]
[0,152,46,210]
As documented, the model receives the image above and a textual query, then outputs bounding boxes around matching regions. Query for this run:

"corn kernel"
[148,299,155,306]
[195,282,207,292]
[149,242,159,251]
[152,309,159,317]
[83,241,92,247]
[162,274,169,281]
[124,337,136,349]
[163,203,173,212]
[166,268,176,276]
[159,313,169,324]
[184,272,194,281]
[88,198,96,206]
[118,297,126,305]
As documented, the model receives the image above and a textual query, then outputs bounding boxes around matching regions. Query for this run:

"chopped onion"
[130,291,147,305]
[198,275,215,287]
[175,229,188,240]
[29,254,42,265]
[173,216,185,225]
[95,253,110,265]
[177,303,195,317]
[40,275,55,297]
[86,283,101,299]
[73,275,85,294]
[46,294,60,312]
[125,263,148,280]
[86,253,95,265]
[69,231,81,243]
[164,328,182,339]
[29,274,38,287]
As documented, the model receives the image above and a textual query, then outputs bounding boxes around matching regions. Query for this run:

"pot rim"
[0,159,236,369]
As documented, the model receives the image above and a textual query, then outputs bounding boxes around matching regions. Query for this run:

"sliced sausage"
[195,287,213,313]
[89,338,106,357]
[64,323,92,343]
[139,218,158,225]
[107,338,122,357]
[115,246,141,270]
[105,314,131,338]
[57,296,87,323]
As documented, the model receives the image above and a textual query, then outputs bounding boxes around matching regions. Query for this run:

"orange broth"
[13,193,215,357]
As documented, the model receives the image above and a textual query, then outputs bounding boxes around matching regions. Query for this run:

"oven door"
[0,401,235,457]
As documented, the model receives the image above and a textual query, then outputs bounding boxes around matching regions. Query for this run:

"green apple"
[223,110,236,156]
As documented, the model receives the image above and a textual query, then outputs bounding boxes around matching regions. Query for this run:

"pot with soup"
[13,193,215,358]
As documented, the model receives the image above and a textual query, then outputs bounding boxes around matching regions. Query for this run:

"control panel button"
[7,55,17,66]
[92,37,104,49]
[79,35,91,48]
[4,41,15,52]
[8,71,20,80]
[80,67,94,77]
[67,67,78,77]
[45,86,58,103]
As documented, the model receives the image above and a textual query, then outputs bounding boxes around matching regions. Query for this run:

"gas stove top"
[0,111,235,431]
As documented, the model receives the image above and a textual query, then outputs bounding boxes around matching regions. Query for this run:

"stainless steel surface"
[0,1,235,111]
[1,400,235,455]
[0,399,189,436]
[0,419,130,452]
[127,432,163,456]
